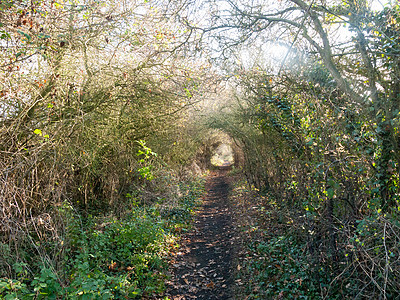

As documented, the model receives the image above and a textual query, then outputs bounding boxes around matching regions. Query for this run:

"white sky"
[370,0,391,10]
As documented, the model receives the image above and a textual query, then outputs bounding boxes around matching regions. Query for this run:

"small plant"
[136,140,157,181]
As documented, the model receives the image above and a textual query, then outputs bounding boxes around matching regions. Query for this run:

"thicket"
[2,0,400,298]
[0,179,205,298]
[0,0,212,297]
[205,1,400,298]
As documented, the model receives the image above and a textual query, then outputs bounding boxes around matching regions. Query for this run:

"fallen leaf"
[206,281,215,288]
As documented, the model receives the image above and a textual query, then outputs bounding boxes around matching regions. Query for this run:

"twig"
[277,0,315,76]
[383,222,388,300]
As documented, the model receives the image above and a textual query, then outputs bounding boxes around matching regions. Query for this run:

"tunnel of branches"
[1,0,400,298]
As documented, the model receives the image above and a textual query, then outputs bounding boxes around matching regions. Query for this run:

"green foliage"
[0,178,205,299]
[31,267,63,299]
[0,280,31,299]
[136,140,157,181]
[244,235,323,299]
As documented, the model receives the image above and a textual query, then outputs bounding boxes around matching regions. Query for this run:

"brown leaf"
[108,261,117,271]
[206,281,215,288]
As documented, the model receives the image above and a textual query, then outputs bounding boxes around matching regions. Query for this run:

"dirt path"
[165,167,235,300]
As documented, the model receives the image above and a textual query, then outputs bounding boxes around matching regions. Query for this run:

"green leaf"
[54,2,63,9]
[34,129,42,136]
[17,30,31,41]
[38,33,51,39]
[327,188,334,199]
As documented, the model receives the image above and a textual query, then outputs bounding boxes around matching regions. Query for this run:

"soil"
[164,167,236,300]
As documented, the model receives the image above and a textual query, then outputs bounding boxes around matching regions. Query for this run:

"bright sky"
[192,0,394,73]
[370,0,391,10]
[257,0,394,71]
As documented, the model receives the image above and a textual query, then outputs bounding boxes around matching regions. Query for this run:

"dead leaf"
[108,261,117,271]
[206,281,215,288]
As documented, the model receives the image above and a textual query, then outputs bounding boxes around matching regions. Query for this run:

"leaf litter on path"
[164,167,235,300]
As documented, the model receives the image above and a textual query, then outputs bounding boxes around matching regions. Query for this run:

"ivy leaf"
[327,188,335,199]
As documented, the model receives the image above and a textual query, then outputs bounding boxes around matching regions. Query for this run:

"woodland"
[1,0,400,299]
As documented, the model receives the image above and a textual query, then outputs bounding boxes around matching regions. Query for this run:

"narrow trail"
[165,167,236,300]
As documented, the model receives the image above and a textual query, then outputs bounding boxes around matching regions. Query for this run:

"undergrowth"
[231,180,400,299]
[0,178,205,299]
